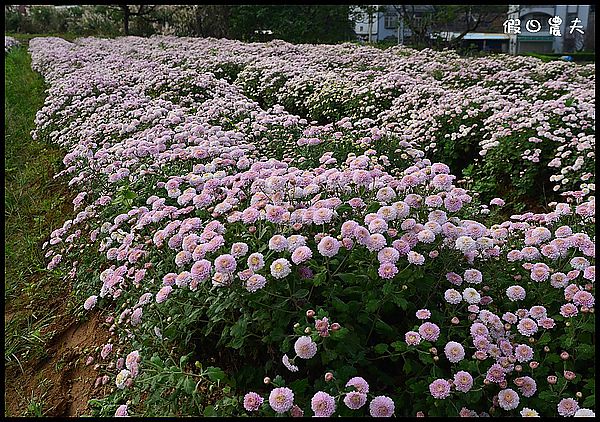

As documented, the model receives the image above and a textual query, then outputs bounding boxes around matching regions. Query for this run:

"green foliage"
[225,5,356,43]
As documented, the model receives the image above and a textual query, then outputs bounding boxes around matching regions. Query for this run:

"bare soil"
[4,311,111,417]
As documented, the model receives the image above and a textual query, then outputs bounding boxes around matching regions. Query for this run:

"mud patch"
[4,311,112,417]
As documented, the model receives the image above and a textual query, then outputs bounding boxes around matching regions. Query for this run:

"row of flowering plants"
[132,36,594,209]
[30,36,595,417]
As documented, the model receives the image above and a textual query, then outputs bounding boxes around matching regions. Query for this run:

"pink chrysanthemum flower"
[429,379,451,399]
[84,295,98,310]
[517,318,538,337]
[557,398,580,416]
[378,262,399,279]
[245,274,267,293]
[486,364,506,383]
[247,253,265,271]
[282,354,299,372]
[418,322,440,342]
[378,247,400,264]
[497,388,520,410]
[155,285,172,304]
[407,251,425,265]
[317,236,340,257]
[444,341,465,363]
[506,285,526,301]
[269,387,294,413]
[294,336,317,359]
[270,258,292,279]
[514,344,534,362]
[415,309,431,320]
[311,391,336,417]
[291,246,313,265]
[214,254,237,274]
[369,395,395,417]
[344,391,367,410]
[405,331,421,346]
[114,404,128,417]
[243,392,264,411]
[231,242,249,258]
[346,376,369,393]
[516,376,537,398]
[453,371,473,393]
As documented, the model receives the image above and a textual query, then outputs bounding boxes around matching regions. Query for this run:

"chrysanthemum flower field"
[30,36,594,417]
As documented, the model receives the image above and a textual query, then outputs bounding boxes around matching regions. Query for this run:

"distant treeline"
[4,5,357,43]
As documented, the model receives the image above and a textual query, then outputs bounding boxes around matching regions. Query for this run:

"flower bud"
[560,351,569,360]
[429,347,437,355]
[529,361,539,369]
[331,323,341,331]
[576,391,583,398]
[433,356,439,362]
[514,377,524,387]
[249,226,256,233]
[504,323,512,330]
[293,323,300,328]
[324,372,334,382]
[564,370,576,380]
[581,306,589,313]
[306,309,315,318]
[416,411,425,417]
[499,380,508,388]
[515,365,522,372]
[543,346,550,352]
[483,379,490,385]
[264,377,271,385]
[547,376,557,384]
[304,327,312,334]
[528,337,535,344]
[451,317,460,324]
[402,285,408,290]
[566,321,571,327]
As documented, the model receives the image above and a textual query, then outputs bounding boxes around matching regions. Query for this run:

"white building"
[507,4,592,54]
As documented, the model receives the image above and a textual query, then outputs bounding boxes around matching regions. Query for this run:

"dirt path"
[4,310,112,417]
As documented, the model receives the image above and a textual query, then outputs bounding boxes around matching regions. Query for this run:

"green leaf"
[293,289,309,298]
[205,366,226,382]
[338,273,357,283]
[203,405,217,416]
[374,343,389,355]
[403,359,412,374]
[313,272,327,286]
[583,394,595,407]
[391,341,407,352]
[183,376,196,394]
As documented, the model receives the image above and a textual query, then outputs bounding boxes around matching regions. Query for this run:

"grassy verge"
[4,45,74,377]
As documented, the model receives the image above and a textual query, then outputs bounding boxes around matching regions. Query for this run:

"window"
[384,13,398,29]
[359,25,364,32]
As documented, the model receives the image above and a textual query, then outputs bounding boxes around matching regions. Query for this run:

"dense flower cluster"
[5,36,20,53]
[30,36,594,417]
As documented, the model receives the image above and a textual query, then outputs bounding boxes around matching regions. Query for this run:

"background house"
[506,4,592,54]
[352,4,594,54]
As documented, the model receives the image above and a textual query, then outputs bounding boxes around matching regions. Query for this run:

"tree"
[113,5,159,35]
[391,5,507,49]
[229,5,354,43]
